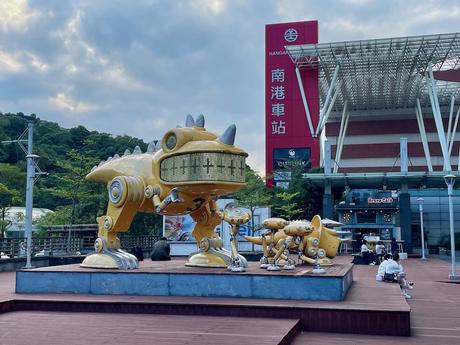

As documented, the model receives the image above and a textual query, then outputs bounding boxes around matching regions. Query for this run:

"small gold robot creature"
[81,115,249,270]
[245,215,345,270]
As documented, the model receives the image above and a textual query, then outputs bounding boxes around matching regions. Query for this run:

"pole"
[417,198,427,260]
[446,181,457,279]
[24,123,35,268]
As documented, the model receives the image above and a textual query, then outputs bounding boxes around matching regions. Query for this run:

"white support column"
[321,65,340,118]
[458,147,460,171]
[320,128,327,167]
[447,96,455,144]
[333,105,350,173]
[316,81,342,136]
[334,100,348,169]
[400,137,408,173]
[426,66,452,171]
[324,139,332,174]
[295,67,315,137]
[449,106,460,156]
[415,100,433,172]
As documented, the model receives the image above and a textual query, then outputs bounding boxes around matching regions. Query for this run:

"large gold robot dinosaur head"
[156,114,248,195]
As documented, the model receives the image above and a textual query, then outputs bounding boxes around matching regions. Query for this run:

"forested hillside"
[0,112,162,235]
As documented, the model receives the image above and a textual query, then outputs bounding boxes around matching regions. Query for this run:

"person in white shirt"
[384,253,414,299]
[376,253,391,281]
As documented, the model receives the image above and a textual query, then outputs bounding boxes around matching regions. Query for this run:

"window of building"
[357,211,376,223]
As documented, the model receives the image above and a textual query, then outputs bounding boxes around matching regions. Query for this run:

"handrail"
[0,235,161,259]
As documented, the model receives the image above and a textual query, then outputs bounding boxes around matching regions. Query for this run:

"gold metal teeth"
[160,152,246,183]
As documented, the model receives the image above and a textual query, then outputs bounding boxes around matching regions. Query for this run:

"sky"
[0,0,459,174]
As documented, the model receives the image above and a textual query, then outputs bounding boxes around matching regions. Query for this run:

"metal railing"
[0,235,161,259]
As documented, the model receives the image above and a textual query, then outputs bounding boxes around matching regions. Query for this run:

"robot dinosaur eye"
[165,133,177,150]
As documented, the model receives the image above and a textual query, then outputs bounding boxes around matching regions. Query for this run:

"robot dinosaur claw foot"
[81,238,139,269]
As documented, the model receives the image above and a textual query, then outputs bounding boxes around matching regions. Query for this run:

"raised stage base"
[16,260,353,301]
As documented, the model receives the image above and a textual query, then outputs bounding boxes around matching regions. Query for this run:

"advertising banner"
[163,199,269,243]
[265,21,319,186]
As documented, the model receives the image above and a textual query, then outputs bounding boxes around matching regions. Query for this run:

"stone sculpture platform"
[16,259,353,301]
[8,257,413,337]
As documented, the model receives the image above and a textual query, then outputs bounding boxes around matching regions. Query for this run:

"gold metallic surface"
[245,215,342,269]
[81,118,247,269]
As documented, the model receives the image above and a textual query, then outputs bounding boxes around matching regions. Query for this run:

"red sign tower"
[265,21,319,186]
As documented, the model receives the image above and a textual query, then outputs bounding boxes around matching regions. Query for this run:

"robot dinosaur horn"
[219,124,236,145]
[185,114,195,127]
[196,114,205,128]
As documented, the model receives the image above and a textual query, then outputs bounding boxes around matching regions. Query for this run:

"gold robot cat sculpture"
[81,114,248,269]
[245,215,343,270]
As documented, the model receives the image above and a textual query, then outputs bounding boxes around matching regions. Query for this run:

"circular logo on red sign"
[284,28,298,42]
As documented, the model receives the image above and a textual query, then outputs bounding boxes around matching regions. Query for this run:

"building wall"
[326,117,460,172]
[410,189,460,248]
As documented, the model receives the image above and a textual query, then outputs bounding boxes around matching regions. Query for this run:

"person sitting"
[376,253,392,281]
[384,252,414,299]
[375,241,386,263]
[130,246,144,261]
[151,237,171,261]
[361,239,376,265]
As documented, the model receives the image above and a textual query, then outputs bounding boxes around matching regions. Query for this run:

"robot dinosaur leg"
[185,201,229,268]
[81,176,145,269]
[185,201,251,269]
[223,205,251,272]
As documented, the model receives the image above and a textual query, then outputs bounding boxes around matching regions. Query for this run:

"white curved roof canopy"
[285,32,460,117]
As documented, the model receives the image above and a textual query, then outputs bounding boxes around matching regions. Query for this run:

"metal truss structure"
[285,33,460,115]
[285,32,460,172]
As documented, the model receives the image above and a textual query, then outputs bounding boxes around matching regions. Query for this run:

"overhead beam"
[295,67,315,137]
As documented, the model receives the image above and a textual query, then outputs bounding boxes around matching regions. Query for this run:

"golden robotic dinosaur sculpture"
[81,114,249,270]
[245,215,345,270]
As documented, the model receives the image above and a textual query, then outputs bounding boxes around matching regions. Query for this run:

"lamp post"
[417,197,427,260]
[444,174,458,280]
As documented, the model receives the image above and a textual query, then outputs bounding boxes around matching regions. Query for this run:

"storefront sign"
[367,197,394,204]
[273,147,311,171]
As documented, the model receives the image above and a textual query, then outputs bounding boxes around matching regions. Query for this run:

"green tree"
[128,213,163,237]
[0,182,22,238]
[273,191,303,220]
[285,167,323,220]
[0,183,14,238]
[234,167,272,236]
[43,150,99,251]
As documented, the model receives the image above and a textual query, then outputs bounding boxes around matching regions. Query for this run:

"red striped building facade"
[326,117,460,173]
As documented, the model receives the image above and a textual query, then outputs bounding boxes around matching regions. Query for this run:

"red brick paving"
[293,257,460,345]
[1,256,459,344]
[0,311,299,345]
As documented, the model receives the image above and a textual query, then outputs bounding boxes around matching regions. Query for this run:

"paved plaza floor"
[0,256,459,344]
